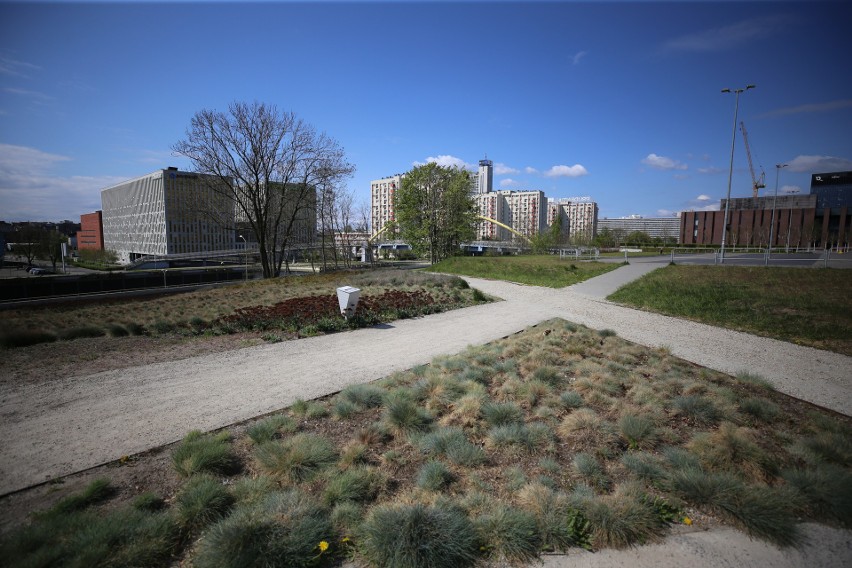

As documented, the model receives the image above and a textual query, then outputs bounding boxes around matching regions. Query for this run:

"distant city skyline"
[2,2,851,222]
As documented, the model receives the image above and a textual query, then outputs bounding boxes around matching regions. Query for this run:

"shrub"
[254,434,338,483]
[474,506,541,564]
[68,508,179,567]
[331,501,362,533]
[0,328,58,349]
[791,431,852,467]
[487,423,550,454]
[597,329,617,338]
[735,371,774,390]
[125,322,146,336]
[151,320,175,335]
[323,466,384,506]
[687,422,775,482]
[516,482,573,551]
[175,474,234,531]
[246,414,297,445]
[621,452,666,484]
[472,288,487,302]
[358,503,478,568]
[332,399,360,419]
[172,430,238,478]
[231,476,277,506]
[193,490,333,568]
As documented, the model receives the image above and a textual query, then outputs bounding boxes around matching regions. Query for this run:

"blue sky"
[1,1,851,223]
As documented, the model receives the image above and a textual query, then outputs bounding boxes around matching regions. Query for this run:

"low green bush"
[474,505,541,564]
[57,325,106,341]
[254,434,338,484]
[323,466,383,506]
[246,415,297,445]
[172,430,238,478]
[175,474,234,531]
[0,329,58,349]
[417,460,455,491]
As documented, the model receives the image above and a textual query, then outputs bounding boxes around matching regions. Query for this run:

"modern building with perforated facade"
[101,168,235,263]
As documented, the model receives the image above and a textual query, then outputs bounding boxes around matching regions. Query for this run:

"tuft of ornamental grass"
[323,466,384,506]
[175,474,234,532]
[687,422,776,482]
[782,464,852,527]
[132,492,166,512]
[383,395,434,434]
[0,328,58,349]
[415,427,485,466]
[332,398,360,419]
[790,430,852,467]
[40,478,115,518]
[573,452,611,491]
[739,397,780,423]
[666,467,801,547]
[481,401,524,427]
[618,414,658,450]
[735,371,775,390]
[598,328,617,338]
[581,487,667,549]
[125,322,146,336]
[57,325,106,341]
[487,422,552,454]
[4,507,179,568]
[417,460,455,491]
[246,414,297,445]
[106,323,129,337]
[193,489,333,568]
[358,503,478,568]
[172,430,239,478]
[516,482,574,551]
[557,408,617,455]
[340,383,386,409]
[254,433,338,484]
[473,505,541,564]
[621,452,666,484]
[231,476,277,507]
[559,390,584,410]
[672,394,722,427]
[290,398,329,419]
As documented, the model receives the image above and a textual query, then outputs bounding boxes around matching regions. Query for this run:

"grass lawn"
[3,319,849,567]
[608,265,852,356]
[430,255,620,287]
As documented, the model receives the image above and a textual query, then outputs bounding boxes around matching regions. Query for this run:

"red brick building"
[78,211,104,250]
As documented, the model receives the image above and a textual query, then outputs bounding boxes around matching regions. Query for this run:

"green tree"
[395,163,476,264]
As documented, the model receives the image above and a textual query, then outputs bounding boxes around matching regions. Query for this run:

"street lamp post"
[768,163,788,260]
[720,84,755,263]
[238,234,247,282]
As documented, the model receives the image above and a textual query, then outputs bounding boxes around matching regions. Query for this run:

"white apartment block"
[474,190,546,240]
[597,215,681,241]
[101,168,235,263]
[370,174,403,239]
[547,198,599,242]
[471,158,494,195]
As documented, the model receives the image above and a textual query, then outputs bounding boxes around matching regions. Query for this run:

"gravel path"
[1,263,850,566]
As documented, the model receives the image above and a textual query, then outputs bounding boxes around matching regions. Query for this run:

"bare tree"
[173,101,354,278]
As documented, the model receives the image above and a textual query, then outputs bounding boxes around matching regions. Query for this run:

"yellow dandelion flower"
[342,536,351,543]
[318,541,329,552]
[683,517,693,526]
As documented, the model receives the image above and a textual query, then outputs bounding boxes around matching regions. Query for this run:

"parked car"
[28,267,49,275]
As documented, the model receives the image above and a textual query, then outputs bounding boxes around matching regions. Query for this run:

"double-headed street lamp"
[720,84,756,263]
[768,163,788,259]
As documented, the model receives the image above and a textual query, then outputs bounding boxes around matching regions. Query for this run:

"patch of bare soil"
[1,332,272,388]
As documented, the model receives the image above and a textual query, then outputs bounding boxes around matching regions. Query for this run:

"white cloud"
[544,164,589,178]
[697,194,712,201]
[759,99,852,118]
[663,15,789,52]
[494,163,519,175]
[786,155,852,173]
[0,53,41,77]
[657,209,677,217]
[524,166,538,175]
[413,154,474,171]
[642,153,688,171]
[781,185,802,194]
[500,178,520,188]
[0,143,125,221]
[571,50,588,65]
[2,87,53,101]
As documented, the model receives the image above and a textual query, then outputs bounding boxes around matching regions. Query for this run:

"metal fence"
[670,247,852,268]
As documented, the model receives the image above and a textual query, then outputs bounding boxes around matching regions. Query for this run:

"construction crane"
[740,121,766,198]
